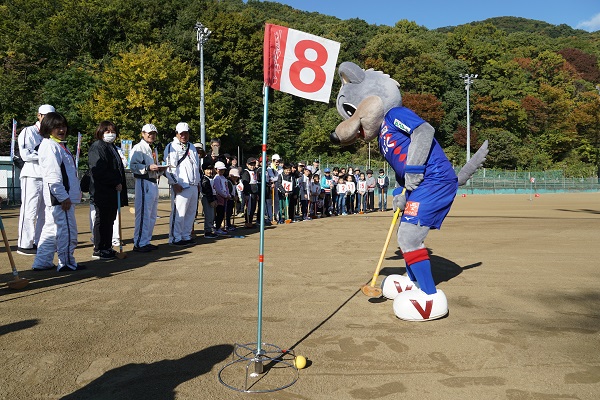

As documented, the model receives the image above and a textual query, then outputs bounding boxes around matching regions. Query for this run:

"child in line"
[376,168,389,211]
[365,169,376,212]
[310,174,322,218]
[336,175,347,215]
[320,168,333,217]
[331,167,339,215]
[200,163,217,239]
[277,163,297,223]
[225,167,241,231]
[346,173,356,214]
[298,168,312,221]
[357,172,367,214]
[212,161,231,235]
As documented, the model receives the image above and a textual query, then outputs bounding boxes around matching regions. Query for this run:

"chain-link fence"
[459,169,600,194]
[313,160,600,194]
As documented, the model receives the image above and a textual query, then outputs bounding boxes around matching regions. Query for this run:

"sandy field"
[1,192,599,400]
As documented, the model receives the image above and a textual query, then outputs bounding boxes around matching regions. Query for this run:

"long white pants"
[90,204,120,246]
[32,205,78,270]
[133,179,158,248]
[169,187,198,243]
[18,176,45,249]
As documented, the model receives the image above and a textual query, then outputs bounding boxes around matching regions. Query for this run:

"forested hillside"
[1,0,599,176]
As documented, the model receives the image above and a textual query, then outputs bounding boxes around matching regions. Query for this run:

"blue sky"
[256,0,600,32]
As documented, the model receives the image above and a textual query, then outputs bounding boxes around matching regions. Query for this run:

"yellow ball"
[294,355,307,369]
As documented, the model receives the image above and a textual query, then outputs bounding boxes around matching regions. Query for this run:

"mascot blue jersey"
[378,107,457,185]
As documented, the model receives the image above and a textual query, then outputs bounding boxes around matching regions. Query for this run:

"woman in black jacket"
[88,121,128,259]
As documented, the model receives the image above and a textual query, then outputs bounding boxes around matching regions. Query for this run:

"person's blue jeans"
[378,188,388,210]
[337,193,346,214]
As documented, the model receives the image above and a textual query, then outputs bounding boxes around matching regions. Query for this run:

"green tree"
[83,43,200,146]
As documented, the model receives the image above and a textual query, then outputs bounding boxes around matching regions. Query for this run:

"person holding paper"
[129,123,164,252]
[164,122,200,246]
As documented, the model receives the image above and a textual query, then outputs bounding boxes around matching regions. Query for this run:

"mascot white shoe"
[381,274,414,300]
[393,288,448,322]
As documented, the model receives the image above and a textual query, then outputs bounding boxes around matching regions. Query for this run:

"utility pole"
[195,22,211,150]
[459,74,478,162]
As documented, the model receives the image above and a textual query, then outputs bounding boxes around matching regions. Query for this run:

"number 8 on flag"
[264,24,340,103]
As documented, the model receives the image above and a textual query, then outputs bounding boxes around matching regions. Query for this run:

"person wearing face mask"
[87,121,128,260]
[32,112,84,272]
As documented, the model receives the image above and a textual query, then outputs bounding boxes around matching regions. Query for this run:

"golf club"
[0,215,29,289]
[116,193,127,259]
[361,189,405,297]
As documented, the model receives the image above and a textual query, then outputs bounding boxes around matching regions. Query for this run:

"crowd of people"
[14,105,392,271]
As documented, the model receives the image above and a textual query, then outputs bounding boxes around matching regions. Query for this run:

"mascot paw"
[393,289,448,321]
[392,191,406,212]
[381,274,414,300]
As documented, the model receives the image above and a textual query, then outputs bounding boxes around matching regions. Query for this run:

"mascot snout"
[330,131,341,144]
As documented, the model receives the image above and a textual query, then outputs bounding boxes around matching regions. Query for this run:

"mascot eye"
[342,103,356,117]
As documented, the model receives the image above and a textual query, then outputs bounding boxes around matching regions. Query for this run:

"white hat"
[38,104,55,114]
[142,123,158,133]
[175,122,189,133]
[214,161,227,170]
[272,153,281,160]
[228,168,240,177]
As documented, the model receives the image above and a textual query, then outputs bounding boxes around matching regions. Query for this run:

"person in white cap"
[32,112,84,272]
[212,160,231,235]
[266,154,281,223]
[164,122,200,246]
[129,123,164,252]
[16,104,55,255]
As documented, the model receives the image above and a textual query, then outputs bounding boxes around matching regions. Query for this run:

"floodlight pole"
[459,73,478,163]
[195,22,211,151]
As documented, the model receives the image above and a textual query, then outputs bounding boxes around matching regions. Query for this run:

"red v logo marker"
[394,281,413,293]
[410,299,433,319]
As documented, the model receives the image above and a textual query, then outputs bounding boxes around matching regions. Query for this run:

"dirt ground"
[1,192,599,400]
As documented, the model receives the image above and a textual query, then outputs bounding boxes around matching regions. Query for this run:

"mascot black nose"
[330,131,340,144]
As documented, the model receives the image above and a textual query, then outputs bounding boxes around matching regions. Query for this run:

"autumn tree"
[558,48,600,83]
[83,43,201,146]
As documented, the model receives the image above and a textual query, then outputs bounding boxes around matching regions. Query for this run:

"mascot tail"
[457,140,489,186]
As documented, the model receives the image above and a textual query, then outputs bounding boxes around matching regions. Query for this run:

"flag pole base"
[218,342,299,393]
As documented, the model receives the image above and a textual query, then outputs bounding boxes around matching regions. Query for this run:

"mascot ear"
[339,61,365,84]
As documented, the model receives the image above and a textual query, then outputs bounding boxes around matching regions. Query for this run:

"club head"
[129,207,135,214]
[115,252,127,259]
[361,285,382,298]
[8,278,30,290]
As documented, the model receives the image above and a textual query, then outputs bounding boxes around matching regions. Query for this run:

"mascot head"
[331,62,402,146]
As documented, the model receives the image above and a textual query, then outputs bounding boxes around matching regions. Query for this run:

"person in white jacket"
[129,124,164,252]
[16,104,55,255]
[31,112,83,272]
[164,122,200,246]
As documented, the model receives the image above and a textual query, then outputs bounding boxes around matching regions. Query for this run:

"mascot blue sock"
[404,248,436,295]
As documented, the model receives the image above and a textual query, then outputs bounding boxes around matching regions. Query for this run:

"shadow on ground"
[381,248,482,285]
[60,344,234,400]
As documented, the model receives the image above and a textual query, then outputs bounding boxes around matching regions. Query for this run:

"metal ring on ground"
[218,342,299,393]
